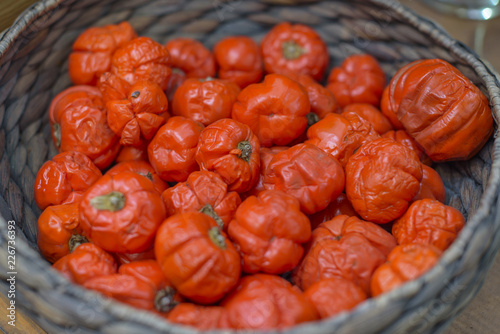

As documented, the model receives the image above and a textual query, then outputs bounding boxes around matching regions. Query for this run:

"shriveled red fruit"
[412,165,446,203]
[392,199,465,251]
[69,22,137,85]
[221,274,318,329]
[106,160,168,194]
[155,212,241,304]
[111,37,171,90]
[195,118,260,193]
[34,151,102,210]
[148,116,204,182]
[345,137,423,224]
[293,215,397,293]
[371,243,442,296]
[166,303,229,330]
[304,277,367,319]
[161,171,241,231]
[382,129,432,165]
[37,203,86,263]
[308,193,358,230]
[342,103,393,135]
[385,59,493,162]
[232,74,310,147]
[165,38,216,79]
[263,143,345,214]
[327,54,386,108]
[306,112,380,167]
[172,78,240,126]
[228,190,311,274]
[53,243,117,285]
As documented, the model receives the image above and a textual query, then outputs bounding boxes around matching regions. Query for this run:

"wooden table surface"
[1,0,500,333]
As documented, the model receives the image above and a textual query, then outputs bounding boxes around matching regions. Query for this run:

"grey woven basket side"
[0,0,500,333]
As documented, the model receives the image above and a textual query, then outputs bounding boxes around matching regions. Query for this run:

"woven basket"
[1,0,500,333]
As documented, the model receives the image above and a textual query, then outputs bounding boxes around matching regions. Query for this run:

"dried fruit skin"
[79,172,166,253]
[165,69,186,102]
[345,137,423,224]
[166,303,229,330]
[246,146,288,197]
[306,112,380,167]
[113,247,156,265]
[392,199,464,251]
[69,22,137,85]
[196,118,260,193]
[49,86,120,170]
[382,129,432,165]
[165,38,216,79]
[97,71,132,104]
[111,37,171,90]
[263,143,345,214]
[292,215,397,293]
[148,116,204,182]
[172,78,240,126]
[37,203,83,263]
[228,190,311,274]
[327,54,386,108]
[412,165,446,203]
[86,260,182,313]
[214,36,263,89]
[53,243,117,285]
[118,260,169,290]
[34,151,102,210]
[386,59,493,162]
[161,171,241,230]
[114,140,149,163]
[342,103,393,135]
[221,274,318,329]
[261,22,329,81]
[106,160,168,194]
[84,274,158,310]
[154,212,241,304]
[106,80,168,146]
[380,85,404,129]
[304,277,367,318]
[308,193,358,230]
[283,71,339,119]
[232,74,310,147]
[370,243,442,296]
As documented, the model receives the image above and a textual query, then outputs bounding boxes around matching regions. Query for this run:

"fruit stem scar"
[282,40,306,60]
[208,227,226,250]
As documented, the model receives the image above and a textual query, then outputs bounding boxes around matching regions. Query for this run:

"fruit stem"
[138,171,154,182]
[208,227,226,250]
[154,286,179,313]
[200,204,224,229]
[89,191,126,212]
[237,140,252,162]
[68,234,88,253]
[306,112,320,128]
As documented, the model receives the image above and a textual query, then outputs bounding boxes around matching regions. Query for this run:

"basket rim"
[1,0,500,333]
[0,0,62,61]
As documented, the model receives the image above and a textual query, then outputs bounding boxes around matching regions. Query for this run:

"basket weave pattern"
[0,0,500,333]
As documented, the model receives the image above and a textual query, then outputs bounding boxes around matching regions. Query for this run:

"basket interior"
[0,0,499,333]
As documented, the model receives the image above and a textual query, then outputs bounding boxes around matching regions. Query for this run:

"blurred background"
[0,0,499,333]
